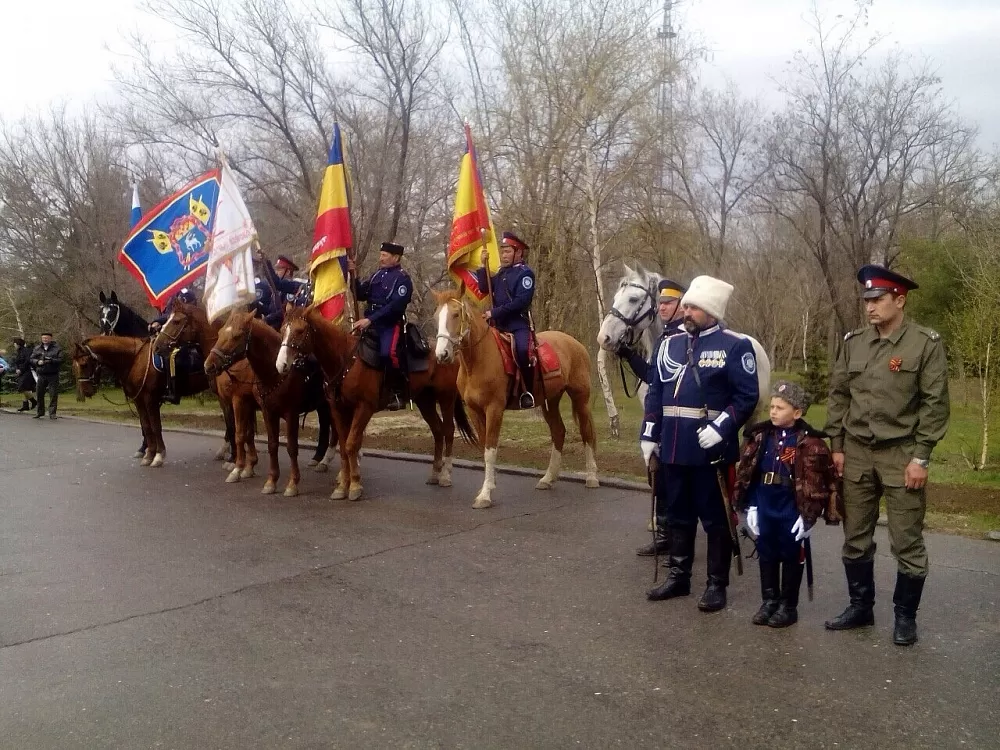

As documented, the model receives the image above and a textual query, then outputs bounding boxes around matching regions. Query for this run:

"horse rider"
[640,275,760,612]
[348,242,413,411]
[477,231,537,410]
[273,255,305,304]
[149,287,200,404]
[619,278,687,384]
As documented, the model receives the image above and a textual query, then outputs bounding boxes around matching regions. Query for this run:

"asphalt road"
[0,415,997,749]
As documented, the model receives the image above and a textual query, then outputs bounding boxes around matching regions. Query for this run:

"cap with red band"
[501,231,528,252]
[857,264,918,299]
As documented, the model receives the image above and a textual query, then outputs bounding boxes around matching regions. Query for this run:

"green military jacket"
[825,317,950,460]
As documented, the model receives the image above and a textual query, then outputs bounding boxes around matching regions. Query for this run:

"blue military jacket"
[640,324,760,465]
[475,263,535,331]
[356,265,413,329]
[624,318,685,383]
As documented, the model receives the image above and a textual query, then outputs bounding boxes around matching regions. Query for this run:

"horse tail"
[454,397,479,447]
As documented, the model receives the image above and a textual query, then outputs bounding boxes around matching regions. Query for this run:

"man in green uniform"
[824,265,950,646]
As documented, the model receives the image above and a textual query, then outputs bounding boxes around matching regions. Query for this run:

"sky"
[2,0,1000,147]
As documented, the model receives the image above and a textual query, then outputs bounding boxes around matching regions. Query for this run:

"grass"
[14,375,1000,538]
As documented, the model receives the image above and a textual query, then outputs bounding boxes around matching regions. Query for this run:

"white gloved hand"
[641,440,659,468]
[746,506,759,536]
[791,515,812,542]
[697,424,723,449]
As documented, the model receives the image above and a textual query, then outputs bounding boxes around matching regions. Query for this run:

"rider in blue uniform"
[148,287,199,404]
[351,242,413,411]
[619,278,686,385]
[639,275,760,612]
[253,255,303,330]
[476,231,536,409]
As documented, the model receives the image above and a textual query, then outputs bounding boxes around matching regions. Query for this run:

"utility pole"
[655,0,678,216]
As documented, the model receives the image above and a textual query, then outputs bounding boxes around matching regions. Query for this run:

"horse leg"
[473,404,504,509]
[227,398,248,483]
[135,402,153,466]
[311,404,330,470]
[242,402,259,479]
[414,393,444,485]
[536,394,567,490]
[570,388,600,488]
[261,408,281,494]
[283,409,301,497]
[217,395,235,462]
[438,395,457,488]
[344,402,375,501]
[330,402,352,500]
[148,400,167,468]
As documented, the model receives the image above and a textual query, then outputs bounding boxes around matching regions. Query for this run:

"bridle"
[209,324,252,373]
[155,313,191,350]
[100,304,120,335]
[436,298,491,352]
[606,281,656,347]
[280,323,314,370]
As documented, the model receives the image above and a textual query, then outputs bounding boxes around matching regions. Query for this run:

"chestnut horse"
[276,305,477,501]
[71,335,212,467]
[204,309,333,497]
[433,290,599,508]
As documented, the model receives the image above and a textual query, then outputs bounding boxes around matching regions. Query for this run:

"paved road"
[0,415,997,749]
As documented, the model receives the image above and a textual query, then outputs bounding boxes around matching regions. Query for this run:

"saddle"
[490,329,565,410]
[357,323,431,374]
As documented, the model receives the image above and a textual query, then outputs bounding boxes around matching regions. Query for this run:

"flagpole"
[479,228,494,308]
[342,131,361,325]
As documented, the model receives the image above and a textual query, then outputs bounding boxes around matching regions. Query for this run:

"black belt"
[760,471,794,488]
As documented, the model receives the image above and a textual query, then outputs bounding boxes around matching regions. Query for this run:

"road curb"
[4,410,649,493]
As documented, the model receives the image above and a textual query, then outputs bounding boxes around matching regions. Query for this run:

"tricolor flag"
[447,123,499,304]
[203,160,258,322]
[130,184,142,228]
[310,124,353,322]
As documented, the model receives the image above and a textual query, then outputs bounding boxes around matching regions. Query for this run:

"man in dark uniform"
[824,265,950,646]
[477,231,536,409]
[619,278,686,385]
[272,255,305,304]
[351,242,413,411]
[640,275,759,611]
[148,287,200,404]
[30,332,64,420]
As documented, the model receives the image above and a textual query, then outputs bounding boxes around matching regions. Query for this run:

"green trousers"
[841,437,928,577]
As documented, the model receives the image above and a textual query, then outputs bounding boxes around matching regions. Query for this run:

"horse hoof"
[585,477,600,489]
[535,479,552,490]
[223,462,235,472]
[313,463,328,473]
[472,496,493,509]
[426,475,440,485]
[306,459,319,468]
[150,455,165,468]
[438,478,452,488]
[240,467,255,479]
[133,450,145,459]
[214,446,227,461]
[262,481,276,495]
[331,486,347,500]
[140,457,153,467]
[226,469,242,483]
[348,487,363,502]
[283,484,299,498]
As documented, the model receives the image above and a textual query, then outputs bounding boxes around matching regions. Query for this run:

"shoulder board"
[914,325,941,342]
[396,268,410,278]
[843,327,865,342]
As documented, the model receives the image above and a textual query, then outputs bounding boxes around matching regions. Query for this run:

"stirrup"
[519,391,535,409]
[387,392,405,411]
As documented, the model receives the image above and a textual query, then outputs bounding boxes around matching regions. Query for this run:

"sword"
[649,454,660,583]
[804,537,814,601]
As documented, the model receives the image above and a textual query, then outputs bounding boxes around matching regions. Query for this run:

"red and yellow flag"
[310,123,353,322]
[447,123,499,304]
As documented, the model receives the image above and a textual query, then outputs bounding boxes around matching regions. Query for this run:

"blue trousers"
[500,326,531,373]
[662,463,729,532]
[751,485,801,563]
[377,323,404,370]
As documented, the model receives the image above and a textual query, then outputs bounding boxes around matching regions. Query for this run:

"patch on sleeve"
[398,285,408,296]
[642,421,656,438]
[522,276,533,290]
[741,351,756,375]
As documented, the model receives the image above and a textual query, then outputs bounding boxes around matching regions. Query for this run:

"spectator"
[29,333,64,420]
[11,338,36,413]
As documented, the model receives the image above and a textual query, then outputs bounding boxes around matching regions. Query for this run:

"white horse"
[597,263,772,414]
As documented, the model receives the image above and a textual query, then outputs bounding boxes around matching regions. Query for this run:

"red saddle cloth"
[490,329,561,378]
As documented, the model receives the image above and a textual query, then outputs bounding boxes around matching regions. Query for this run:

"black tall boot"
[636,525,670,556]
[647,525,694,600]
[825,558,876,630]
[751,561,781,625]
[892,572,926,646]
[29,397,37,411]
[698,529,732,612]
[768,561,804,628]
[17,399,30,412]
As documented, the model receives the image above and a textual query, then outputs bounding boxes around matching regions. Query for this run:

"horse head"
[204,308,254,377]
[276,305,313,375]
[596,263,662,352]
[98,290,121,335]
[72,341,102,400]
[153,300,203,356]
[433,290,472,365]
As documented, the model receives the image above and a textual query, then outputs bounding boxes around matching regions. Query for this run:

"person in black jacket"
[11,337,37,412]
[30,333,64,419]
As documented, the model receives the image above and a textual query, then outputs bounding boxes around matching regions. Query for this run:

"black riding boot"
[698,529,732,612]
[636,521,670,556]
[29,397,37,410]
[825,558,876,630]
[647,525,694,600]
[519,363,536,409]
[768,561,804,628]
[751,561,781,625]
[17,399,30,412]
[163,377,179,405]
[892,571,926,646]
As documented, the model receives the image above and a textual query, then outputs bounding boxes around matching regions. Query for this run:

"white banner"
[204,162,258,322]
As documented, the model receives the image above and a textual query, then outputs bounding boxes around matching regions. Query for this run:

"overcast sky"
[3,0,999,147]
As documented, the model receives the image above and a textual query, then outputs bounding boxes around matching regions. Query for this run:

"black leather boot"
[825,558,876,630]
[636,530,670,557]
[768,561,804,628]
[519,364,536,409]
[751,561,781,625]
[647,525,694,600]
[29,397,37,410]
[698,529,731,612]
[892,572,925,646]
[17,399,30,412]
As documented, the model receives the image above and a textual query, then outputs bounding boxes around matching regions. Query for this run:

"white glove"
[697,424,723,449]
[791,515,812,542]
[746,506,759,536]
[640,440,659,468]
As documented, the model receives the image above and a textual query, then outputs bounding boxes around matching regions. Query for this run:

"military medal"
[889,357,902,372]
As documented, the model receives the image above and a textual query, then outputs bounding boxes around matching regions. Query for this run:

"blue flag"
[119,170,221,309]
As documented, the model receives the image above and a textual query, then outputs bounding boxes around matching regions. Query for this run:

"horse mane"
[81,335,145,357]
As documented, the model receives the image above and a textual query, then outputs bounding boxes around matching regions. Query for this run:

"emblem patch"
[522,276,533,289]
[742,352,756,374]
[398,286,407,296]
[889,357,902,372]
[642,422,655,438]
